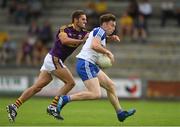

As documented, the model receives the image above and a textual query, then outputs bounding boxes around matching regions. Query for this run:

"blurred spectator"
[138,0,152,30]
[38,20,53,48]
[127,0,139,20]
[0,32,9,65]
[119,11,133,41]
[27,20,40,46]
[8,0,17,14]
[16,19,50,66]
[7,0,43,24]
[127,0,139,35]
[28,20,39,36]
[28,0,43,21]
[32,39,47,66]
[0,32,16,65]
[14,1,29,24]
[95,0,108,15]
[84,1,98,30]
[85,1,96,16]
[160,1,175,27]
[174,0,180,27]
[0,32,8,45]
[0,0,7,9]
[8,0,17,23]
[2,38,16,65]
[132,14,147,43]
[16,37,33,66]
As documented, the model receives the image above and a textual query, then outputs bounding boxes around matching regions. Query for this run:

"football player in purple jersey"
[6,10,88,122]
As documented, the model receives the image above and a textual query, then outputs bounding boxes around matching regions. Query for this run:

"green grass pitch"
[0,97,180,126]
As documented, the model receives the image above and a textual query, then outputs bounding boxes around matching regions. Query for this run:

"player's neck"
[100,26,106,32]
[72,23,81,31]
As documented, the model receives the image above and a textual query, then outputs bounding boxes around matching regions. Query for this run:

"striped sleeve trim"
[93,27,105,39]
[60,25,68,32]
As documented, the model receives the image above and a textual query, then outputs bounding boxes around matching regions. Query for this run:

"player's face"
[77,15,87,29]
[104,21,116,35]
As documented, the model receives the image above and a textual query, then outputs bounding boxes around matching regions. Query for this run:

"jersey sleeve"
[93,27,106,40]
[60,25,68,34]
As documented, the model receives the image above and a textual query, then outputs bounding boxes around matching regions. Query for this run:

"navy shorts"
[76,58,100,81]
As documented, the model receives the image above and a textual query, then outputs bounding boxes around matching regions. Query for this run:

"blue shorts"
[76,58,100,81]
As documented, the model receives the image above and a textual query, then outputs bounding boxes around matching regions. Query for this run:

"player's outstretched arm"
[59,32,84,45]
[107,35,120,42]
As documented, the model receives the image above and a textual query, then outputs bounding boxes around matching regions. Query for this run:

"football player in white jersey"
[57,13,136,122]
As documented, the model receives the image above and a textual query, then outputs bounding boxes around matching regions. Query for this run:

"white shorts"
[40,53,66,73]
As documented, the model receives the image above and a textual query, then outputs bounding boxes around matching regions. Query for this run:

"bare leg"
[52,67,76,96]
[6,71,53,122]
[19,71,52,103]
[49,78,101,120]
[48,65,76,110]
[97,70,136,122]
[97,70,122,111]
[57,71,136,122]
[46,64,77,120]
[70,78,101,101]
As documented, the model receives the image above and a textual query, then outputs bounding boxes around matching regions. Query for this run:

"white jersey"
[76,27,106,64]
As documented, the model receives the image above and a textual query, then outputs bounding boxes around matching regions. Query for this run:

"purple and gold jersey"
[49,24,88,62]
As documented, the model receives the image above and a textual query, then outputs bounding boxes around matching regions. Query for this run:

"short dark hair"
[99,13,116,25]
[71,10,86,23]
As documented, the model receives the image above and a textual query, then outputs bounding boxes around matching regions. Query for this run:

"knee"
[93,91,101,99]
[66,80,75,88]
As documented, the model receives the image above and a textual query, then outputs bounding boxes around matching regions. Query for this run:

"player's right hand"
[106,50,114,63]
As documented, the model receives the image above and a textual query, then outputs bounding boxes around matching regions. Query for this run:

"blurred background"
[0,0,180,100]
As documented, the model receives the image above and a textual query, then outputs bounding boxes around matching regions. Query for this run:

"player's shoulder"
[60,25,67,32]
[93,27,103,31]
[82,28,89,33]
[60,24,72,32]
[93,27,105,33]
[92,27,105,36]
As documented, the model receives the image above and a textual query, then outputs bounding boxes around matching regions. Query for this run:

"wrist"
[105,50,110,55]
[79,40,83,44]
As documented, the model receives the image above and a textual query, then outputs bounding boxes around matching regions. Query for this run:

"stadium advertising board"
[147,81,180,98]
[0,76,28,92]
[108,78,142,98]
[36,77,142,98]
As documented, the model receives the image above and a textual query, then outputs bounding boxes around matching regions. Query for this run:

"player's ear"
[74,18,78,23]
[102,22,108,28]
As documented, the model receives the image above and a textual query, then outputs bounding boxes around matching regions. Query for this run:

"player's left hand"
[109,35,120,42]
